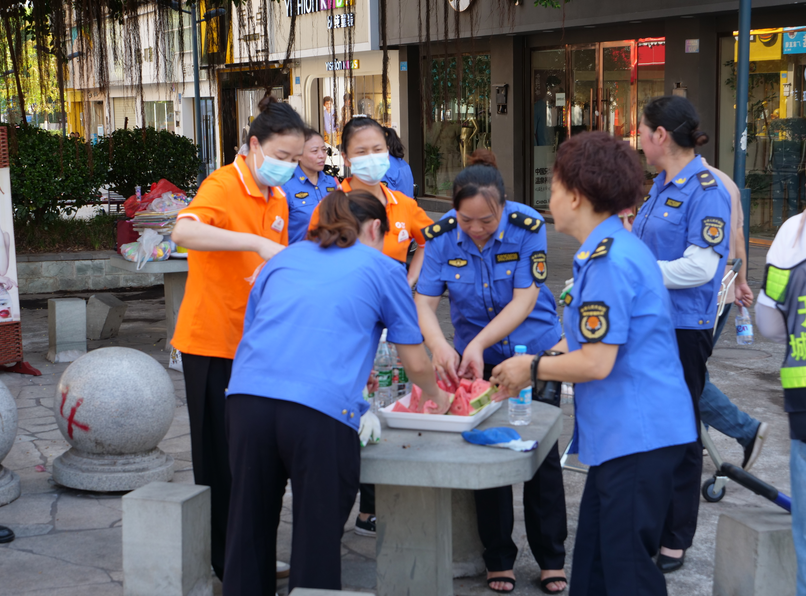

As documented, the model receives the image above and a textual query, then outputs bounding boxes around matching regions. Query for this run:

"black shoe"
[656,552,684,573]
[742,421,768,472]
[0,525,15,544]
[354,514,376,537]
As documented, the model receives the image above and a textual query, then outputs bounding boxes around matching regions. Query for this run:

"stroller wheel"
[702,477,727,502]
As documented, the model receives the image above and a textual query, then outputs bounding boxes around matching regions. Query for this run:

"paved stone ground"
[0,223,790,595]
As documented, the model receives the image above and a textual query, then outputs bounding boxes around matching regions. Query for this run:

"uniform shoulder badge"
[422,216,458,241]
[448,258,468,268]
[589,237,613,260]
[579,302,609,342]
[701,217,725,246]
[508,211,543,233]
[697,170,718,190]
[295,192,309,198]
[530,251,547,282]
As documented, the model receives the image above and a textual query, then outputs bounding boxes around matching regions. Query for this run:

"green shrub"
[7,125,106,224]
[95,127,202,198]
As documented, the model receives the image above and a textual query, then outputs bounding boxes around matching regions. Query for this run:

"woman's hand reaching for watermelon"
[457,340,484,381]
[422,387,453,415]
[490,355,533,401]
[430,341,461,388]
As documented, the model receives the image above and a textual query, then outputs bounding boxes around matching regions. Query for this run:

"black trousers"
[359,483,375,514]
[474,362,568,572]
[182,353,233,580]
[660,329,713,551]
[570,444,686,596]
[224,395,361,596]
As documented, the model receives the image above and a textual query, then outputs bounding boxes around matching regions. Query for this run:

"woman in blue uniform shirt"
[631,96,731,573]
[223,190,451,595]
[281,128,340,243]
[492,132,697,596]
[381,127,415,197]
[415,153,568,594]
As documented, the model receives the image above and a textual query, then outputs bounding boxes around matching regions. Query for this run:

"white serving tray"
[379,393,503,433]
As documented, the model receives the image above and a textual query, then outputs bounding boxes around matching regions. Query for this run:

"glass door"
[600,41,635,140]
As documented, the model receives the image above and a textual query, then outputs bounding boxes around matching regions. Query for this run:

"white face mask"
[254,147,298,187]
[349,152,390,185]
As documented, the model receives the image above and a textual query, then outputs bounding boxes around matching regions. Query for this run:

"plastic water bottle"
[375,329,395,409]
[509,345,533,425]
[736,306,754,345]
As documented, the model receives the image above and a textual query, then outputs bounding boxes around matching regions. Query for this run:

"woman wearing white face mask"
[309,117,432,288]
[171,95,305,582]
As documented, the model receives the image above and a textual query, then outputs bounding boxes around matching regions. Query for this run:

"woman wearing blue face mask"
[171,94,305,582]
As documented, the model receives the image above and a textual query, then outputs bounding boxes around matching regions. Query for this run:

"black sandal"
[539,576,567,594]
[487,576,516,594]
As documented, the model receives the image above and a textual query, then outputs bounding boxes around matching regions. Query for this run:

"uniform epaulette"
[589,237,613,260]
[697,170,718,190]
[422,216,458,241]
[508,211,543,233]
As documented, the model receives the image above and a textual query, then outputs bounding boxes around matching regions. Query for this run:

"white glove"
[358,411,381,447]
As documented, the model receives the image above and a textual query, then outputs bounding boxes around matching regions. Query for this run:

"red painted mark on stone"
[60,388,90,439]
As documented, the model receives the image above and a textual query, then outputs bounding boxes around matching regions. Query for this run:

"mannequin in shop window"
[534,75,563,149]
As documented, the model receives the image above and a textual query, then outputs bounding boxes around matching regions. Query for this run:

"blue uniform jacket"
[632,156,732,330]
[382,156,415,198]
[417,201,562,365]
[564,215,697,466]
[281,165,339,244]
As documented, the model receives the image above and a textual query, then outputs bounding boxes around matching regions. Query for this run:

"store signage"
[285,0,354,17]
[783,27,806,54]
[326,59,359,71]
[685,39,699,54]
[327,13,354,28]
[734,28,782,61]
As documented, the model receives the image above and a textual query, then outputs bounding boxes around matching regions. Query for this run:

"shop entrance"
[531,39,665,208]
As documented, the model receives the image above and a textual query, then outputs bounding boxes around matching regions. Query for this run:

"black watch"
[532,350,564,408]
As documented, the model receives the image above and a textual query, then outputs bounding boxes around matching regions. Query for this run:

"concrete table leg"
[376,484,453,596]
[452,489,485,577]
[163,271,187,344]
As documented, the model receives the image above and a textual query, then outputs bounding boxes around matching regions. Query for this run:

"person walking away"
[698,157,768,470]
[281,129,340,244]
[381,127,415,197]
[222,190,451,595]
[323,96,337,145]
[415,152,568,594]
[631,95,731,573]
[170,95,306,581]
[756,210,806,596]
[492,131,697,596]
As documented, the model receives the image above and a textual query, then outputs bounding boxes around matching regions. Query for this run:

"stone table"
[109,255,188,343]
[361,401,562,596]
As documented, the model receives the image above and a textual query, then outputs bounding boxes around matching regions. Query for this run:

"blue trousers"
[792,439,806,596]
[699,303,760,448]
[570,444,686,596]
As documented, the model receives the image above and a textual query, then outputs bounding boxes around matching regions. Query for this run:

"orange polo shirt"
[171,155,289,360]
[308,178,432,262]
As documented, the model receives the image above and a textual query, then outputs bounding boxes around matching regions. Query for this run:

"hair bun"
[691,130,709,147]
[258,94,280,112]
[468,149,498,169]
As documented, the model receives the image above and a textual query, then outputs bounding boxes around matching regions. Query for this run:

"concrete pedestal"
[0,380,20,506]
[362,402,562,596]
[713,507,797,596]
[47,298,86,362]
[123,482,212,596]
[452,490,485,577]
[52,347,176,492]
[87,293,128,340]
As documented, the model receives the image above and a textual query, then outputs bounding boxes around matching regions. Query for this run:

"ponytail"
[643,95,709,149]
[309,190,390,248]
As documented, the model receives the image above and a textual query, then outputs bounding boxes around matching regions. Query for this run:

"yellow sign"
[734,28,783,62]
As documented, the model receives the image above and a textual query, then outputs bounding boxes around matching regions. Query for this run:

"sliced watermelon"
[470,379,491,399]
[410,384,424,412]
[437,377,459,394]
[422,400,439,413]
[459,378,474,392]
[392,401,414,413]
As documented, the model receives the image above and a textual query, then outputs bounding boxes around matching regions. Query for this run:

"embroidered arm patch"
[530,251,547,282]
[701,217,725,246]
[579,302,609,342]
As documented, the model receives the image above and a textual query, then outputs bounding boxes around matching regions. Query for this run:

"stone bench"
[123,482,211,596]
[713,507,797,596]
[47,298,86,363]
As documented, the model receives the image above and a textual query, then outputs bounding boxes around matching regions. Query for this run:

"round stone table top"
[360,401,562,490]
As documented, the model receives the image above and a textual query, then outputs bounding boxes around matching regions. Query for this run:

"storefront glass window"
[144,100,175,132]
[718,28,806,236]
[423,54,491,196]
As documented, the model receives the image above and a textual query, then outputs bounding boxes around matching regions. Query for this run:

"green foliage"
[94,127,202,198]
[7,125,106,224]
[534,0,570,7]
[13,211,118,253]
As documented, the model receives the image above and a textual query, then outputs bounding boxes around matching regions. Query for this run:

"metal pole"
[733,0,752,256]
[191,4,206,187]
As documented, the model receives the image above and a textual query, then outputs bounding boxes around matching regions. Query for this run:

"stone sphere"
[54,347,175,455]
[0,380,17,463]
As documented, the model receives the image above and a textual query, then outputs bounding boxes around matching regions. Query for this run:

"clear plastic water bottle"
[736,305,754,345]
[509,345,533,425]
[375,329,395,409]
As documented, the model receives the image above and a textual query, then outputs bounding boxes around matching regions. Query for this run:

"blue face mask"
[253,147,298,188]
[349,152,390,185]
